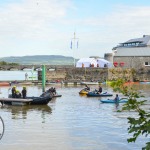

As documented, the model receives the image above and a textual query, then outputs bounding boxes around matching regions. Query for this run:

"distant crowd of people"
[81,63,108,68]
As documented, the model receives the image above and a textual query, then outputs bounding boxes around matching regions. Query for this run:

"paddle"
[107,98,113,101]
[119,98,128,101]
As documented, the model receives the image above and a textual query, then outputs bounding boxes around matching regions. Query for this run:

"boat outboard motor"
[40,90,52,98]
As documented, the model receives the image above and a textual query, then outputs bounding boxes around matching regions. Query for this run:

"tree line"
[0,61,19,65]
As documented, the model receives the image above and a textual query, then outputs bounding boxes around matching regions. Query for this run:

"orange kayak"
[0,82,10,86]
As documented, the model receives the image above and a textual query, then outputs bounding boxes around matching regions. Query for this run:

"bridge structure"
[0,65,73,71]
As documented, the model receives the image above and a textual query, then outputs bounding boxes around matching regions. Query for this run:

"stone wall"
[108,68,134,81]
[38,69,66,81]
[38,68,108,82]
[113,56,150,81]
[38,67,150,82]
[114,56,150,70]
[108,67,150,81]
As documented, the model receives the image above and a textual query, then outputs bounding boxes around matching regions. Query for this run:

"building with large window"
[113,35,150,70]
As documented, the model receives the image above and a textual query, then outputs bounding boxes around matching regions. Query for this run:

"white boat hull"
[80,82,99,85]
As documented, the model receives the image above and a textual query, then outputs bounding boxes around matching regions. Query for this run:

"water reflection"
[79,93,87,97]
[0,105,52,121]
[0,84,150,150]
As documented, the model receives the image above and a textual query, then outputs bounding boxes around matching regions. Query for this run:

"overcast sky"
[0,0,150,58]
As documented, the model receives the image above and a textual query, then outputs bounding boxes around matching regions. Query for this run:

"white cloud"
[71,5,150,58]
[0,2,150,58]
[79,5,150,27]
[0,0,72,39]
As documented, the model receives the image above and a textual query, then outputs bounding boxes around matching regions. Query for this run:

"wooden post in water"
[42,65,46,92]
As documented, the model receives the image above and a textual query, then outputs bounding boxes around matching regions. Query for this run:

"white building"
[113,35,150,69]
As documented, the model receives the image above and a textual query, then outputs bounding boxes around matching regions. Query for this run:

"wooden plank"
[0,98,33,102]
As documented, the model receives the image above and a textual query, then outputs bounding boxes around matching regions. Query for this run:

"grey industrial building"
[113,35,150,70]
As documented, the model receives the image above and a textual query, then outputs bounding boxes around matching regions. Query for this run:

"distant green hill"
[0,55,77,65]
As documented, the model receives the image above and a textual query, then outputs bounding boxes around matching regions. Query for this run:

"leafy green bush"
[110,79,150,150]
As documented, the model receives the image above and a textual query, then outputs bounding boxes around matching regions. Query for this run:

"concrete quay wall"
[38,67,150,82]
[0,67,149,83]
[38,68,108,82]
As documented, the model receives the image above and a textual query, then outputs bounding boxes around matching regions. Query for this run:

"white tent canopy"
[97,59,112,68]
[76,58,97,68]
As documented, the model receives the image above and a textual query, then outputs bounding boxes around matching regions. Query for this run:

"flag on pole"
[70,41,72,49]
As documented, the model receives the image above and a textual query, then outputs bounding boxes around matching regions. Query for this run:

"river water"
[0,72,150,150]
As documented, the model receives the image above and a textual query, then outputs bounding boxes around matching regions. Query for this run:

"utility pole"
[42,65,46,92]
[71,32,79,67]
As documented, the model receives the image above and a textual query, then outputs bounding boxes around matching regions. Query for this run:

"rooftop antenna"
[71,32,79,67]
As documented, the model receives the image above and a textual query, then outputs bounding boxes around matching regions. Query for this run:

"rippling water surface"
[0,84,150,150]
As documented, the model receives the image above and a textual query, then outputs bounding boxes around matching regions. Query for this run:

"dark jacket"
[99,87,102,93]
[12,87,16,98]
[22,89,27,99]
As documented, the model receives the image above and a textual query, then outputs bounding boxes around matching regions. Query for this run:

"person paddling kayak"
[114,94,119,102]
[114,94,120,107]
[84,84,90,92]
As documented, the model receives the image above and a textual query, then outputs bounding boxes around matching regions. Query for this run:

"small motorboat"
[100,99,128,103]
[87,92,113,97]
[80,82,99,85]
[1,91,53,106]
[27,95,52,105]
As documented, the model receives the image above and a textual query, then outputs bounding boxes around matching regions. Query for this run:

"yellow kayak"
[79,89,88,94]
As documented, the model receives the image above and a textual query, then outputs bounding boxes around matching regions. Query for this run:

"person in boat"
[97,85,102,94]
[22,86,27,99]
[51,87,56,96]
[84,84,90,91]
[16,90,21,98]
[12,86,16,98]
[114,94,120,104]
[47,87,56,96]
[114,94,120,107]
